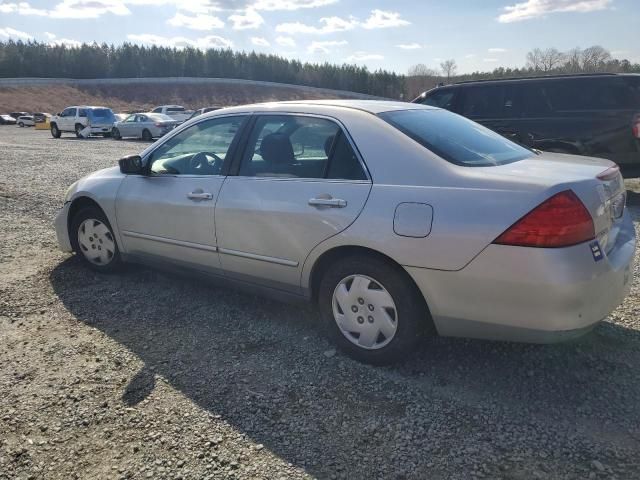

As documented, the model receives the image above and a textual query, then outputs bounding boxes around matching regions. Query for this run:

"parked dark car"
[33,112,51,123]
[0,114,17,125]
[413,73,640,170]
[10,111,28,120]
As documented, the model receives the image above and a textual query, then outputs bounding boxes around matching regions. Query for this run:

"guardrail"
[0,77,386,100]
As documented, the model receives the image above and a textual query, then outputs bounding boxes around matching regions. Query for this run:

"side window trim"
[142,114,250,177]
[229,112,371,182]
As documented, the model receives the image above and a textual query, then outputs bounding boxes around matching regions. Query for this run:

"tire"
[112,128,122,140]
[51,123,61,138]
[141,129,153,141]
[75,123,84,138]
[318,255,432,365]
[70,206,122,273]
[18,121,24,127]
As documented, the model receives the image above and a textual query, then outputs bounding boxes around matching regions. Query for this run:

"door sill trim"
[219,247,298,267]
[122,230,218,252]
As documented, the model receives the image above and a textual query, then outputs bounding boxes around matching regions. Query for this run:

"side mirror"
[119,155,145,175]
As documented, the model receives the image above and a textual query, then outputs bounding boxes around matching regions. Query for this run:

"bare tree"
[540,48,565,72]
[581,45,612,71]
[526,48,544,71]
[564,47,583,73]
[407,63,438,77]
[440,59,457,81]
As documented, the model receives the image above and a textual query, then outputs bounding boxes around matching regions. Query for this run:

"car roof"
[448,72,640,87]
[213,100,435,115]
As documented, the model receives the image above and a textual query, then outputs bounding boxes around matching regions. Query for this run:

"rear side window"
[379,109,533,167]
[545,78,638,111]
[461,85,519,119]
[419,89,456,110]
[78,109,87,117]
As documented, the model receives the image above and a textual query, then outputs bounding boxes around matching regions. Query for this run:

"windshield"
[379,109,533,166]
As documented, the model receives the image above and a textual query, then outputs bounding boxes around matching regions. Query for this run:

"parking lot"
[1,126,640,479]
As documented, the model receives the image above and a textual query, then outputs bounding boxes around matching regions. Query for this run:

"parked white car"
[112,113,180,141]
[150,105,193,123]
[17,115,35,127]
[54,100,635,364]
[50,106,117,138]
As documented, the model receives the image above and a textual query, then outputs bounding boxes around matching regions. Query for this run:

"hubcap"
[77,219,115,265]
[332,274,398,350]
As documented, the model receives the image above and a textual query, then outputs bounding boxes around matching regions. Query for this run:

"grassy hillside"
[0,78,380,114]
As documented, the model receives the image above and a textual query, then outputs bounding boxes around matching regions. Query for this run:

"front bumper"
[54,202,73,253]
[406,210,636,343]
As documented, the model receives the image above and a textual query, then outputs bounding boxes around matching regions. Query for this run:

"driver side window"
[149,116,246,176]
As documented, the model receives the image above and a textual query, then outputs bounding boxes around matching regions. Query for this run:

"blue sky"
[1,0,638,74]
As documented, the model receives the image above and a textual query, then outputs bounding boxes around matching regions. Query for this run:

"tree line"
[0,40,403,98]
[1,41,638,100]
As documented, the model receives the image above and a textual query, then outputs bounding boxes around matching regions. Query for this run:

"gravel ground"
[1,126,640,480]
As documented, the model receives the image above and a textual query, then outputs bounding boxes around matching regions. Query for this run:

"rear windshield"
[379,109,533,167]
[167,107,185,113]
[88,108,115,119]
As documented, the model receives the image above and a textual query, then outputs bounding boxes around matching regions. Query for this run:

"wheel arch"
[308,245,424,305]
[67,196,110,248]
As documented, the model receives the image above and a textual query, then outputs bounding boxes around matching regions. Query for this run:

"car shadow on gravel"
[49,256,640,477]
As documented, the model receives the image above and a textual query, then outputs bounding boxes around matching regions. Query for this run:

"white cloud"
[483,57,499,62]
[396,43,423,50]
[251,36,270,47]
[252,0,337,10]
[0,2,47,15]
[464,53,476,58]
[168,12,224,30]
[49,0,130,19]
[345,51,384,62]
[277,15,358,34]
[44,31,56,40]
[308,39,347,54]
[488,47,507,53]
[276,35,296,47]
[0,26,32,40]
[498,0,612,23]
[362,9,410,29]
[127,33,233,49]
[228,8,264,29]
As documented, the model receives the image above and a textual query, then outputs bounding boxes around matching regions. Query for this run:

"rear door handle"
[187,191,213,200]
[309,197,347,208]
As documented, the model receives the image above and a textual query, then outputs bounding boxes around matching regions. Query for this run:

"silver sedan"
[112,113,179,141]
[54,100,636,364]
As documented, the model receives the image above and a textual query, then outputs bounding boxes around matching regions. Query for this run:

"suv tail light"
[493,190,595,248]
[633,114,640,139]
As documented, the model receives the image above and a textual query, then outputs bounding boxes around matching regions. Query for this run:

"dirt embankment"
[0,79,370,114]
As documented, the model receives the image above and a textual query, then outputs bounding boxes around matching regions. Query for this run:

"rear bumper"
[406,210,636,343]
[89,125,112,134]
[54,203,73,253]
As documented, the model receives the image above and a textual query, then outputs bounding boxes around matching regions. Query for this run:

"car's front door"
[119,114,137,137]
[215,114,372,293]
[59,107,76,131]
[115,115,247,272]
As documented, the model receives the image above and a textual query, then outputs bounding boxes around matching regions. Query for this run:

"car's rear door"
[214,113,372,293]
[115,115,248,272]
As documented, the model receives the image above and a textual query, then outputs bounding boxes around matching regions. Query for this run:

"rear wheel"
[51,123,61,138]
[141,129,152,141]
[318,255,431,365]
[75,123,84,138]
[112,127,122,140]
[70,206,121,272]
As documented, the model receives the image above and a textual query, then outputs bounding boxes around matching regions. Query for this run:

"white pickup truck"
[150,105,193,123]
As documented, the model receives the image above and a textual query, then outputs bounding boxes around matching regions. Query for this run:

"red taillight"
[633,114,640,139]
[493,190,595,248]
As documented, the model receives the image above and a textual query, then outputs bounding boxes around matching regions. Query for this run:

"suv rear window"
[379,109,532,167]
[88,108,113,118]
[167,107,185,113]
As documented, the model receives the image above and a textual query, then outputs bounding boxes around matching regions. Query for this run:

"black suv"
[413,73,640,170]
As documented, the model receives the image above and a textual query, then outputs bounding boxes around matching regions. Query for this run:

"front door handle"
[309,197,347,208]
[187,191,213,200]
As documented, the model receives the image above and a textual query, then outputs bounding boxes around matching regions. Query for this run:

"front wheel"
[18,121,24,127]
[318,255,432,365]
[112,127,122,140]
[70,207,122,272]
[51,124,61,138]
